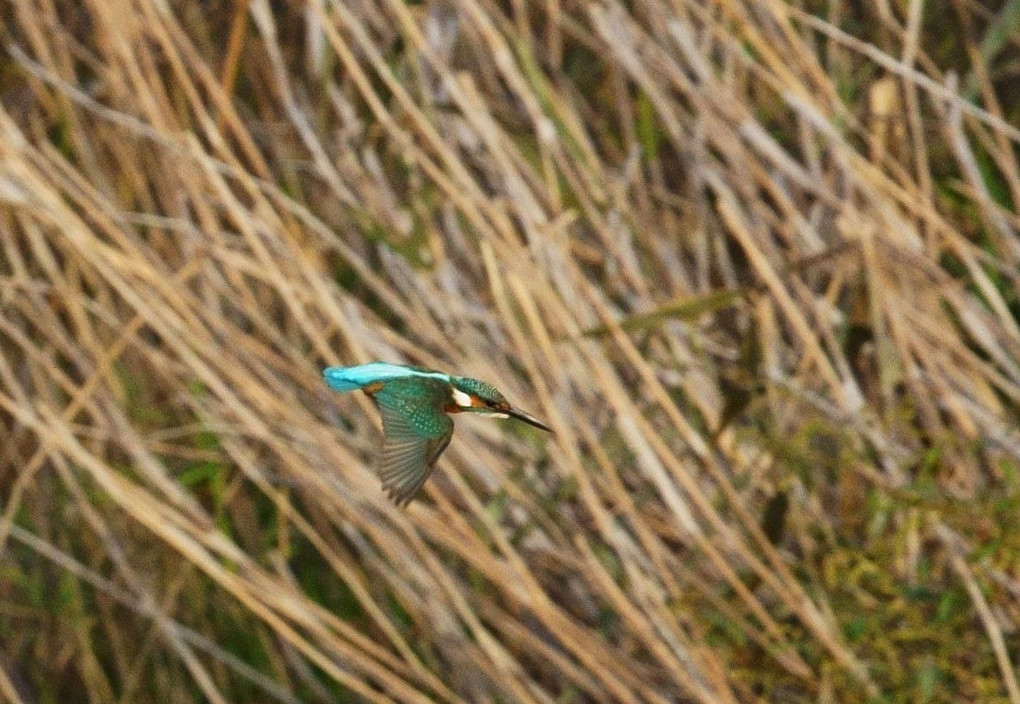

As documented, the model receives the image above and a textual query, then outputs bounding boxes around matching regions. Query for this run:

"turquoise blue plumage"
[324,362,450,392]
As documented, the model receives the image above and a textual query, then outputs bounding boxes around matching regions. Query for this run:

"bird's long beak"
[507,406,553,433]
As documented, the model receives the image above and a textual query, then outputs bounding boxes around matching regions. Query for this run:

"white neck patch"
[451,387,474,408]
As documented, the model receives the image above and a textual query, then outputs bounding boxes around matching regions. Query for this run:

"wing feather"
[372,379,454,506]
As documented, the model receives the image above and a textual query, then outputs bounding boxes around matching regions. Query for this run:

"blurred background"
[1,0,1018,701]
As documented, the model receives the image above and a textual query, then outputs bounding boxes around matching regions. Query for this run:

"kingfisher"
[324,362,552,506]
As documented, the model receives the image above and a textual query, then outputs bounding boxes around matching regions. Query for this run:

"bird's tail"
[323,366,371,392]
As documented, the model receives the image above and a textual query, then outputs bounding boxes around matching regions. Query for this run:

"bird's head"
[449,377,552,432]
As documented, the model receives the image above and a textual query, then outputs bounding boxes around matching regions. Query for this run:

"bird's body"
[324,362,551,505]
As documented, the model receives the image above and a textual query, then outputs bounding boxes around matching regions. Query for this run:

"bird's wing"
[372,379,454,506]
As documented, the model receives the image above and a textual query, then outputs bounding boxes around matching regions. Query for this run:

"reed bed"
[1,0,1018,701]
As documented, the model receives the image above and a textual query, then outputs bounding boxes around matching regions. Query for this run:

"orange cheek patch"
[363,382,384,395]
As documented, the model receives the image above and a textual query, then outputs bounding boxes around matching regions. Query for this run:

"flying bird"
[324,362,552,505]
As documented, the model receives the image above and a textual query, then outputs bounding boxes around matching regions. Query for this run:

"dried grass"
[1,0,1018,701]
